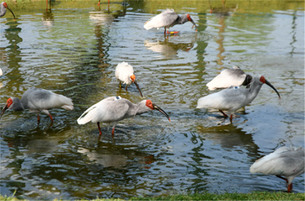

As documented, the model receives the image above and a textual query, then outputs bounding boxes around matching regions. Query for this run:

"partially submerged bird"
[0,2,16,18]
[250,147,305,193]
[207,66,253,90]
[144,9,197,35]
[197,76,280,122]
[1,87,74,126]
[115,62,143,97]
[77,96,170,137]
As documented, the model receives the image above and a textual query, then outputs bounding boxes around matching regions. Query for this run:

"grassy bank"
[1,192,305,201]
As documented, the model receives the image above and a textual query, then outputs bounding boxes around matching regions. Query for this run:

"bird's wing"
[206,67,247,90]
[77,97,130,124]
[250,147,305,178]
[22,88,73,110]
[197,86,248,111]
[144,9,178,30]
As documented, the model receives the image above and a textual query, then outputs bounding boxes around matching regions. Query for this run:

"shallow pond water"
[0,0,304,199]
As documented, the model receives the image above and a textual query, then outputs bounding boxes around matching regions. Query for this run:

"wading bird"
[1,87,74,126]
[197,76,280,122]
[250,147,305,193]
[144,9,197,36]
[0,2,15,18]
[0,68,2,76]
[115,62,143,97]
[207,66,253,90]
[77,96,170,137]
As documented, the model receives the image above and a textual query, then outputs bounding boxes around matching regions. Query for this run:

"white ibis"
[250,147,305,193]
[207,66,253,90]
[0,68,2,76]
[144,9,197,36]
[115,62,143,97]
[0,2,15,18]
[197,76,280,122]
[1,87,74,126]
[77,96,170,137]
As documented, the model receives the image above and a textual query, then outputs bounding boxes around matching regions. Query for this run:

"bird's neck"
[247,77,263,102]
[11,97,25,111]
[134,101,151,116]
[177,15,188,24]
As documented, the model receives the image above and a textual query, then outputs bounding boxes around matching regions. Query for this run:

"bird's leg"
[219,109,228,118]
[230,114,233,123]
[287,183,293,193]
[37,114,40,125]
[125,85,128,91]
[119,82,122,89]
[97,122,102,136]
[164,28,167,36]
[276,175,288,183]
[111,125,116,137]
[48,113,54,127]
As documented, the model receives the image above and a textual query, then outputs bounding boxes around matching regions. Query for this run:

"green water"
[0,0,304,199]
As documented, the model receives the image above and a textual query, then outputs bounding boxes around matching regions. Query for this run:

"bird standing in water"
[144,9,197,36]
[1,87,74,126]
[77,96,170,137]
[250,147,305,193]
[115,62,143,97]
[197,76,280,122]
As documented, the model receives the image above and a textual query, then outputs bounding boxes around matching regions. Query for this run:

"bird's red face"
[145,100,171,122]
[3,2,8,8]
[0,98,13,118]
[259,76,266,83]
[146,100,154,110]
[130,74,136,82]
[186,14,192,21]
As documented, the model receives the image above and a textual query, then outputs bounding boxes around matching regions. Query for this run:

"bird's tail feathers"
[77,105,96,125]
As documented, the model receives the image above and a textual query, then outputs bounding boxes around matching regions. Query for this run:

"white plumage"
[197,76,280,122]
[207,66,250,90]
[144,9,197,35]
[250,147,305,192]
[77,96,170,137]
[0,68,2,76]
[115,62,143,97]
[115,62,134,85]
[144,9,177,30]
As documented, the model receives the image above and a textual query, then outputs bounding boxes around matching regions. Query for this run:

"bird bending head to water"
[144,9,197,36]
[77,96,170,137]
[115,62,143,97]
[1,87,74,126]
[0,2,16,18]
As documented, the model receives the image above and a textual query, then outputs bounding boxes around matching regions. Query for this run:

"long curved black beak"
[153,104,171,122]
[7,7,16,19]
[265,79,281,99]
[134,81,143,97]
[189,18,197,31]
[0,104,8,119]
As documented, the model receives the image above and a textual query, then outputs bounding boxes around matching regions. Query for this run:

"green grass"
[1,192,305,201]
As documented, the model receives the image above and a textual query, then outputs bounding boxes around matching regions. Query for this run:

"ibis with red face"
[0,2,15,18]
[1,87,74,126]
[77,96,170,137]
[115,62,143,97]
[144,9,197,35]
[197,76,280,122]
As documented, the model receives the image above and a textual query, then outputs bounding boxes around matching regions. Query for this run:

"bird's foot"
[166,31,179,35]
